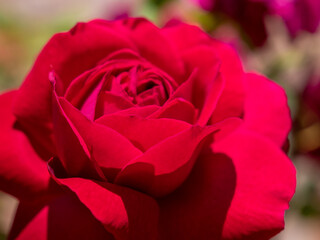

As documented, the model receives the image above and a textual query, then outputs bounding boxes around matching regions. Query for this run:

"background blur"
[0,0,320,239]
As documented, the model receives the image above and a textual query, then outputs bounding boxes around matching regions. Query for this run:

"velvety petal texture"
[215,129,296,239]
[243,73,291,147]
[9,195,114,240]
[49,174,159,240]
[0,91,53,200]
[0,17,295,240]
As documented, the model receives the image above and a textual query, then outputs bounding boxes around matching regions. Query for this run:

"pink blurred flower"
[295,72,320,161]
[277,0,320,37]
[303,73,320,118]
[194,0,320,46]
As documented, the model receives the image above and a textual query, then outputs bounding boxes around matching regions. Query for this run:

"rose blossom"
[0,18,295,239]
[194,0,320,46]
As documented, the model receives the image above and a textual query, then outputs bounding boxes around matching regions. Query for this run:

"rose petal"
[0,91,53,200]
[9,195,114,240]
[59,98,142,181]
[114,121,228,197]
[49,175,159,240]
[103,48,143,62]
[209,40,245,123]
[96,115,191,152]
[158,150,236,239]
[169,68,197,103]
[244,73,291,147]
[64,68,97,106]
[180,45,222,112]
[197,73,225,125]
[64,67,104,120]
[164,27,244,124]
[149,98,198,124]
[95,91,135,117]
[64,51,143,114]
[104,105,160,118]
[51,87,105,180]
[13,20,137,142]
[158,129,295,239]
[162,22,212,53]
[216,129,296,239]
[120,18,185,83]
[79,78,104,120]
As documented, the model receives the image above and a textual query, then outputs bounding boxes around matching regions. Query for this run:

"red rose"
[0,18,295,239]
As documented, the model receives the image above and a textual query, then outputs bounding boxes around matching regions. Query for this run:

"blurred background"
[0,0,320,239]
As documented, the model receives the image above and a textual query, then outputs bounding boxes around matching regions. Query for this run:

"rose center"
[65,60,176,120]
[106,66,171,106]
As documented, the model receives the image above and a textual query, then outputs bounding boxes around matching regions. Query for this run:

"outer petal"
[13,20,137,143]
[179,45,224,125]
[244,73,291,146]
[162,23,245,123]
[52,87,105,180]
[209,40,245,123]
[158,149,236,239]
[162,22,212,53]
[9,195,114,240]
[0,91,52,200]
[115,119,240,197]
[48,167,159,240]
[118,18,185,83]
[158,129,295,239]
[215,129,296,239]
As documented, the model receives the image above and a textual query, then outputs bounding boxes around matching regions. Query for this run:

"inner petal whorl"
[104,65,172,107]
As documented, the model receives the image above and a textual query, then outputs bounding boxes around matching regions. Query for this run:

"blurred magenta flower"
[194,0,320,46]
[294,72,320,161]
[303,73,320,118]
[197,0,270,45]
[277,0,320,38]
